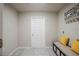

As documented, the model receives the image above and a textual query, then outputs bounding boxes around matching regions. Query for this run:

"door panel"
[31,16,45,47]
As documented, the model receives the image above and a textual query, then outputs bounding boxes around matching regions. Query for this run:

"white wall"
[0,4,2,39]
[3,4,18,55]
[18,12,58,47]
[58,3,79,46]
[0,3,3,56]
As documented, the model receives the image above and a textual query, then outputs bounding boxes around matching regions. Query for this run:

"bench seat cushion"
[54,42,78,56]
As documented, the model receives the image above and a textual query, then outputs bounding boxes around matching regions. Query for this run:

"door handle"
[32,34,34,36]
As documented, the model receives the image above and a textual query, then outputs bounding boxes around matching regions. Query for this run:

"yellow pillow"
[59,35,69,46]
[71,39,79,54]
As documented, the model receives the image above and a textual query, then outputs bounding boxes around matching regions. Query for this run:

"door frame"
[31,16,45,47]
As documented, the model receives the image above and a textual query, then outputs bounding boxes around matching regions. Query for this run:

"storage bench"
[53,42,78,56]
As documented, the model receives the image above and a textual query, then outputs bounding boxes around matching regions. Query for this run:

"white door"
[31,16,45,47]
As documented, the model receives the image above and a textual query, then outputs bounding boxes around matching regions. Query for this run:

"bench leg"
[53,43,58,56]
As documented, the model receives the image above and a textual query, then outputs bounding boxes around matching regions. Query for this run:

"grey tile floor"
[11,47,56,56]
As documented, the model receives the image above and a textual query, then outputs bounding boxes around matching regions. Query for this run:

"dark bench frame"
[53,42,66,56]
[53,38,70,56]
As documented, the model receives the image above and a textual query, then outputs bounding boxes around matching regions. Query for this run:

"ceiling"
[10,3,65,12]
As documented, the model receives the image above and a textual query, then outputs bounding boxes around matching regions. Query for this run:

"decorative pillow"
[71,39,79,54]
[59,35,69,46]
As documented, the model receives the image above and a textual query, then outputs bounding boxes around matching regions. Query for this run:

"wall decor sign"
[64,4,79,24]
